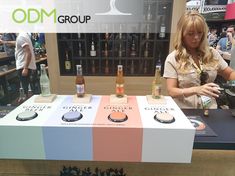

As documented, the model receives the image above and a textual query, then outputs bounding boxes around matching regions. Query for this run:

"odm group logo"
[11,8,91,24]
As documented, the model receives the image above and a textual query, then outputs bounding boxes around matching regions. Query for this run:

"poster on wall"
[186,0,228,20]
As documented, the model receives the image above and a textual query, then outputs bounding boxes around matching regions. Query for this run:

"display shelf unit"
[57,0,173,76]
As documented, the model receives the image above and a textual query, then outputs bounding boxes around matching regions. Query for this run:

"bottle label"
[159,26,166,38]
[152,85,161,98]
[116,84,124,96]
[90,50,96,57]
[76,84,85,94]
[40,84,51,96]
[65,61,71,70]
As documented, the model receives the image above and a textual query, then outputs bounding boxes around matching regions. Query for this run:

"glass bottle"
[64,51,71,72]
[130,60,135,74]
[90,41,96,57]
[145,24,150,40]
[40,64,51,97]
[118,43,122,57]
[75,65,85,97]
[105,32,109,40]
[116,65,124,98]
[78,42,82,57]
[144,42,149,58]
[130,39,136,57]
[152,65,162,99]
[90,40,96,73]
[159,14,166,39]
[104,42,108,57]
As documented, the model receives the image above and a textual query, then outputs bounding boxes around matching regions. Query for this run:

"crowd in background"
[207,25,235,66]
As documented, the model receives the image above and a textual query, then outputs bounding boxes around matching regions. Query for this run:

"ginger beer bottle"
[40,64,51,97]
[152,65,161,99]
[75,65,85,97]
[116,65,124,98]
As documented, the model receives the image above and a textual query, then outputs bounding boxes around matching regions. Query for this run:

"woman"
[163,10,235,109]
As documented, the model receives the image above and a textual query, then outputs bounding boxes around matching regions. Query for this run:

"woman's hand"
[196,83,221,97]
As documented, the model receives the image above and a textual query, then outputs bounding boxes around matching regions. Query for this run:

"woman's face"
[183,27,203,51]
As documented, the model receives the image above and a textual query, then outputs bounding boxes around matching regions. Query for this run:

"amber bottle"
[116,65,125,97]
[75,65,85,97]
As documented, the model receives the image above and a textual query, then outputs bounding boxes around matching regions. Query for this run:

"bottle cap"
[117,65,123,69]
[76,65,82,69]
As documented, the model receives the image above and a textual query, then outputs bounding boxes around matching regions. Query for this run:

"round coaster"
[190,119,206,130]
[16,111,38,121]
[154,113,175,123]
[108,112,128,123]
[62,111,83,122]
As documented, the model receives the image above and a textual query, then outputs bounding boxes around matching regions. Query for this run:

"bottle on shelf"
[118,43,122,57]
[78,42,82,57]
[64,50,72,72]
[159,15,166,39]
[119,32,122,40]
[116,65,124,98]
[105,32,109,40]
[104,42,109,74]
[130,60,135,74]
[143,42,149,74]
[75,65,85,97]
[104,42,108,57]
[91,61,96,74]
[152,64,162,99]
[105,59,109,75]
[145,24,150,40]
[144,42,149,58]
[77,33,81,39]
[90,38,96,74]
[130,39,136,57]
[119,24,123,40]
[40,64,51,97]
[90,40,96,57]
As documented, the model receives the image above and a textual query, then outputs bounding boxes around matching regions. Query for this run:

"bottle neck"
[65,52,69,60]
[91,41,95,51]
[41,66,47,76]
[154,67,161,80]
[117,70,123,76]
[77,68,83,76]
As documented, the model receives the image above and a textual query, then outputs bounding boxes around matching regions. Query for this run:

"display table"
[0,95,195,163]
[1,99,235,176]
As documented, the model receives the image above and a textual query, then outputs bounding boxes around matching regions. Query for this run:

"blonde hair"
[174,10,217,71]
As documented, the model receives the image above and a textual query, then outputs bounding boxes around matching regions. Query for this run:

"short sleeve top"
[163,48,228,109]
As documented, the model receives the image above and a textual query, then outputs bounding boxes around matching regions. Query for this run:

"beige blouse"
[163,48,228,109]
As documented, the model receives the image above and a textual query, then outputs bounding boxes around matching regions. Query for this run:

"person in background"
[15,33,38,96]
[216,25,235,63]
[0,33,17,61]
[207,28,218,48]
[163,10,235,109]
